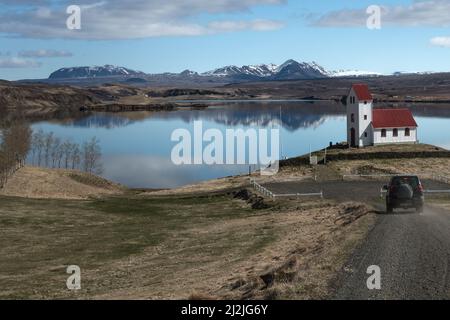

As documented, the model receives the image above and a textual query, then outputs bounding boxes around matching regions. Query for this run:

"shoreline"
[4,78,450,121]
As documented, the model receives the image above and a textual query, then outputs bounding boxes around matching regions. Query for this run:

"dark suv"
[384,175,425,213]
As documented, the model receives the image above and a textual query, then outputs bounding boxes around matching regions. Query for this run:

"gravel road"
[262,179,450,299]
[263,179,449,202]
[334,205,450,299]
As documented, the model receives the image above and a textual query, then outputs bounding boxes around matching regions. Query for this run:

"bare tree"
[82,137,103,175]
[56,142,65,169]
[50,137,61,168]
[62,140,73,169]
[33,129,45,167]
[43,132,54,168]
[27,130,103,176]
[0,122,32,188]
[71,144,81,170]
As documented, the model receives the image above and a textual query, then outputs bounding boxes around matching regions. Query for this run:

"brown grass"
[0,166,124,199]
[0,186,375,300]
[331,157,450,178]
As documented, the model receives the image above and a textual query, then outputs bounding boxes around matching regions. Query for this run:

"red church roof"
[372,108,418,129]
[352,84,373,101]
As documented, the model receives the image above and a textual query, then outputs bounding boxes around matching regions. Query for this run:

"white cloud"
[207,19,283,32]
[313,0,450,28]
[0,0,48,4]
[0,57,41,68]
[430,36,450,47]
[35,7,52,18]
[18,49,73,58]
[0,0,286,40]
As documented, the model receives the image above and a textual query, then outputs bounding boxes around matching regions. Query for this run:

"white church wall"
[373,127,417,144]
[346,88,359,145]
[347,88,374,147]
[358,102,373,147]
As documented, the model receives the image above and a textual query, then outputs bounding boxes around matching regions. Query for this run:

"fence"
[380,187,450,198]
[343,173,414,181]
[250,179,323,200]
[431,174,450,184]
[343,173,450,182]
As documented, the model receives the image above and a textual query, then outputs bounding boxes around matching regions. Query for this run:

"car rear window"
[391,176,419,188]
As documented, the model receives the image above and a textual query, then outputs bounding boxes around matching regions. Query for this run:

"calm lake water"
[31,101,450,188]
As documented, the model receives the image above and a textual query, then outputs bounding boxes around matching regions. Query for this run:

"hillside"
[3,71,450,121]
[225,73,450,102]
[0,81,99,118]
[0,82,202,119]
[0,166,124,199]
[0,165,374,300]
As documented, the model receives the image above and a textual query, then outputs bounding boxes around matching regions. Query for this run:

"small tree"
[71,144,81,170]
[62,140,72,169]
[31,129,45,166]
[82,137,103,175]
[43,132,54,168]
[0,122,32,187]
[36,129,46,167]
[50,137,61,168]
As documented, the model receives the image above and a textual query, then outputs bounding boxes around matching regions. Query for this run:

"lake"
[31,101,450,188]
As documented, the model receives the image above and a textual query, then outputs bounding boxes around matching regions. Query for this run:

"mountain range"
[48,60,382,83]
[49,65,146,79]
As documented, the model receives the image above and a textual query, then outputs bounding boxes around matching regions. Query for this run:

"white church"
[347,84,418,147]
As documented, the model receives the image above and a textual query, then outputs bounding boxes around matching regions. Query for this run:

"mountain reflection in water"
[31,101,450,188]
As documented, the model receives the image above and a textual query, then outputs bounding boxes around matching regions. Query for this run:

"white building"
[347,84,418,147]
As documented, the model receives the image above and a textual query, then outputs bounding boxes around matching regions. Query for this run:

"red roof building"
[347,84,418,147]
[372,108,418,129]
[352,84,373,101]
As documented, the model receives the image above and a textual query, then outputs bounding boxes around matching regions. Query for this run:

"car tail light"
[417,184,424,192]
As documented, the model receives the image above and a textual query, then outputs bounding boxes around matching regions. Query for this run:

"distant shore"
[4,72,450,120]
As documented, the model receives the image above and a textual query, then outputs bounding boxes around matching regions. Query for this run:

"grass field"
[0,193,254,298]
[3,145,448,300]
[0,188,374,300]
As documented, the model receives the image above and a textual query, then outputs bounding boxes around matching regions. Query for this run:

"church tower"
[347,84,373,147]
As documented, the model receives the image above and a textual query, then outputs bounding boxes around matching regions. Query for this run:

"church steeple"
[346,84,373,147]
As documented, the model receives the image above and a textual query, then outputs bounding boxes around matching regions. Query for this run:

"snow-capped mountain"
[47,60,388,83]
[273,60,328,80]
[203,63,279,78]
[179,69,199,77]
[202,60,385,79]
[202,60,330,80]
[49,65,146,79]
[392,71,435,76]
[327,69,382,77]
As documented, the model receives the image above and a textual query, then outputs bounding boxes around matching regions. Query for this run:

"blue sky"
[1,0,450,80]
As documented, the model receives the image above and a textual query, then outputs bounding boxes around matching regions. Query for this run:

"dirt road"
[263,179,450,202]
[262,179,450,299]
[334,205,450,299]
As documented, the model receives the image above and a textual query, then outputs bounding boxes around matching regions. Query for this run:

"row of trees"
[29,129,103,175]
[0,123,32,188]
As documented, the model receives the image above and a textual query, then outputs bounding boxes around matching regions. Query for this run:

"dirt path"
[333,204,450,299]
[260,178,450,299]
